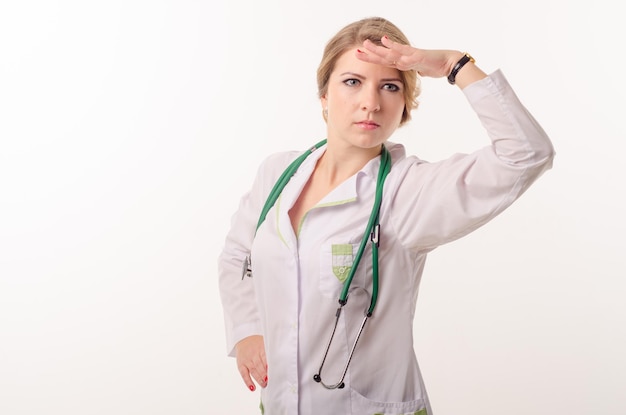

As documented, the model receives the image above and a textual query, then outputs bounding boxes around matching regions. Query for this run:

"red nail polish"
[264,376,268,382]
[357,49,364,53]
[249,385,255,391]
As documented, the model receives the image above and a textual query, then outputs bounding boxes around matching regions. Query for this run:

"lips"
[355,120,380,130]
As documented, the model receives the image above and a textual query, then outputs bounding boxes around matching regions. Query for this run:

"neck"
[316,142,382,186]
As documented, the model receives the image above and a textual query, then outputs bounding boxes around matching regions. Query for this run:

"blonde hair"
[317,17,420,125]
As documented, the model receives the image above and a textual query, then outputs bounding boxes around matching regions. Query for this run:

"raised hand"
[357,36,486,87]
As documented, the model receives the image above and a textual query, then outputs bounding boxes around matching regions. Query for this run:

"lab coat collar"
[289,141,407,205]
[275,141,406,246]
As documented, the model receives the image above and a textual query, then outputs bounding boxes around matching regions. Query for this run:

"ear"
[320,94,328,111]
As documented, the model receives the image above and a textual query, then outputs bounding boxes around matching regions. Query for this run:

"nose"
[360,85,380,113]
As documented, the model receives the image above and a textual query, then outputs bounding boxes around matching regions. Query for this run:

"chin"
[351,135,388,149]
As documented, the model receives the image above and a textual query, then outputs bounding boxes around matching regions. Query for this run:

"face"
[321,48,405,152]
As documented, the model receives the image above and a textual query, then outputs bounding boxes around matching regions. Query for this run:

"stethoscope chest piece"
[313,144,391,390]
[242,139,392,391]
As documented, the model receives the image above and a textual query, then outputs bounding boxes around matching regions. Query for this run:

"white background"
[1,0,624,414]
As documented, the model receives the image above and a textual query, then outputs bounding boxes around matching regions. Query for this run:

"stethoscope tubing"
[255,139,328,234]
[248,139,392,390]
[314,144,391,389]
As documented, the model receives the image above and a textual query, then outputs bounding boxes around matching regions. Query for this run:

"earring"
[323,108,328,118]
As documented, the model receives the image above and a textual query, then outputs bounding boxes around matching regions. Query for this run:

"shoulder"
[257,150,300,175]
[251,149,304,195]
[386,141,430,174]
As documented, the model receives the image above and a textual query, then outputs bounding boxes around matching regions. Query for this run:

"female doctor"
[218,16,554,415]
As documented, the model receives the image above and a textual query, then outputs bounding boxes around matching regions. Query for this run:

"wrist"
[447,52,475,85]
[446,51,465,75]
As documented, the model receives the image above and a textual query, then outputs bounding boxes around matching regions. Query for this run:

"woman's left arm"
[359,37,555,250]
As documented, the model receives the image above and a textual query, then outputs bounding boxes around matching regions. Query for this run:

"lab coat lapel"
[275,146,381,249]
[275,147,326,250]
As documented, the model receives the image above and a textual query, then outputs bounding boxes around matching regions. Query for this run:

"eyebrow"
[339,72,403,83]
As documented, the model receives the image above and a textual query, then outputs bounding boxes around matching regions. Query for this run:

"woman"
[218,16,554,415]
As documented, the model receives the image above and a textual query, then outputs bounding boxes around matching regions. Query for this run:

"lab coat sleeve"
[390,69,555,251]
[218,152,295,357]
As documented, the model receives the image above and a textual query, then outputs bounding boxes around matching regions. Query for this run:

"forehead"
[331,48,401,79]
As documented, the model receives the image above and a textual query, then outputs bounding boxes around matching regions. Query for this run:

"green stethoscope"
[243,139,392,390]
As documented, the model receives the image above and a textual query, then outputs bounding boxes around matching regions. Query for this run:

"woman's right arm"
[218,168,269,391]
[218,151,297,390]
[218,179,264,357]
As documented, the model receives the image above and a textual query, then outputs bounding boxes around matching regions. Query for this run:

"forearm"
[464,69,555,168]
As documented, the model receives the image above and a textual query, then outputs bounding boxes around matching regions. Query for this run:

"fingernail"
[249,385,255,392]
[264,376,268,382]
[357,49,364,53]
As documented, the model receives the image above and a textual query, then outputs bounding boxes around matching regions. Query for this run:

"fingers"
[235,335,268,392]
[248,351,268,387]
[358,38,462,78]
[238,363,256,391]
[357,38,416,71]
[237,356,268,391]
[380,35,415,56]
[238,361,267,391]
[358,38,395,65]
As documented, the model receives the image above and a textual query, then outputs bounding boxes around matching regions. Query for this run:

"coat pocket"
[319,242,367,299]
[350,388,429,415]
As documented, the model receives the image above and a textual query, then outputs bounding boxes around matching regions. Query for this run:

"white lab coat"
[218,70,555,415]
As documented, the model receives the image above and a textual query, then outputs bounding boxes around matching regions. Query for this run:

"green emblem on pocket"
[331,244,353,283]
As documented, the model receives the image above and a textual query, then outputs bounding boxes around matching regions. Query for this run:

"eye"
[382,83,401,92]
[343,78,360,87]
